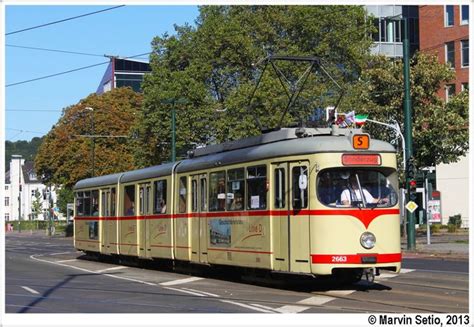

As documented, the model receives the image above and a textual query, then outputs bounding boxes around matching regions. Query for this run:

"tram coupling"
[363,267,380,283]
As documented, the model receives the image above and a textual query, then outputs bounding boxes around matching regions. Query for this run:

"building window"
[461,40,469,67]
[461,5,469,25]
[371,18,402,43]
[5,185,8,191]
[5,213,10,221]
[462,83,469,91]
[446,84,456,102]
[445,5,454,27]
[5,197,10,207]
[445,42,455,68]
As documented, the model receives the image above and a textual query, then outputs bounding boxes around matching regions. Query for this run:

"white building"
[5,155,61,221]
[435,155,469,227]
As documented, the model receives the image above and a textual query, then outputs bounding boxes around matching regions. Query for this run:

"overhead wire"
[6,5,125,36]
[6,44,106,57]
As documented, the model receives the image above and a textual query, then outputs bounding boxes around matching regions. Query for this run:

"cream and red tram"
[73,127,401,282]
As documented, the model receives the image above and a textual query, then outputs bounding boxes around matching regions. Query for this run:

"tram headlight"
[360,232,376,249]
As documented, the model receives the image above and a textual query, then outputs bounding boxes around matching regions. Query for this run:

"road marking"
[95,266,128,273]
[50,251,76,256]
[219,300,274,313]
[21,286,39,295]
[30,254,157,286]
[298,295,335,306]
[55,259,78,263]
[275,305,310,313]
[160,277,203,286]
[181,288,219,297]
[400,268,415,273]
[164,287,207,297]
[323,290,355,297]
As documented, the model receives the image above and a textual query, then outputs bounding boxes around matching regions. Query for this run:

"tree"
[5,137,44,172]
[136,5,374,166]
[56,187,74,216]
[31,189,43,220]
[340,53,469,168]
[35,87,142,187]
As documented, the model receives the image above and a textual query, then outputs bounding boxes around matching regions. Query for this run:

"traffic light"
[409,179,417,201]
[406,157,416,179]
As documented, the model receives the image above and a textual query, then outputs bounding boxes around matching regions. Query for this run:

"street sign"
[405,201,418,213]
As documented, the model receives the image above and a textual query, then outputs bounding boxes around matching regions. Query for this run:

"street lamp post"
[18,158,22,233]
[401,17,416,251]
[85,107,95,177]
[162,98,187,163]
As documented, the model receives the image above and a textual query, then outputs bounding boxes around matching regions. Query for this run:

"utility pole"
[402,17,416,250]
[171,103,176,163]
[85,107,95,177]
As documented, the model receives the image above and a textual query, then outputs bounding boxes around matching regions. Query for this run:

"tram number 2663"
[331,256,347,263]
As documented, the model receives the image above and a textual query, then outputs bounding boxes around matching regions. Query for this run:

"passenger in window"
[92,204,99,216]
[340,175,387,206]
[159,199,167,214]
[126,201,135,216]
[318,172,334,205]
[230,193,244,210]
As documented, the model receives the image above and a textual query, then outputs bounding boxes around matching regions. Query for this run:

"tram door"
[100,189,111,255]
[191,175,208,263]
[138,183,151,258]
[288,162,311,273]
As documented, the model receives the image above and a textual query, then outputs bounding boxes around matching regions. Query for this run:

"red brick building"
[419,5,469,101]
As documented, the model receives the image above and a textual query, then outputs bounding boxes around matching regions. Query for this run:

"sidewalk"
[401,231,469,260]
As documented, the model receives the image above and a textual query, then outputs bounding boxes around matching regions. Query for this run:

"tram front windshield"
[317,168,398,208]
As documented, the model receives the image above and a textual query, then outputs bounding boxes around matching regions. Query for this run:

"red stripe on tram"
[74,208,399,228]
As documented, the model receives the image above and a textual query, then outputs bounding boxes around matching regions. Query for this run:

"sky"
[5,5,200,141]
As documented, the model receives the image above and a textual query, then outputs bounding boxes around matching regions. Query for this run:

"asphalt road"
[5,232,469,314]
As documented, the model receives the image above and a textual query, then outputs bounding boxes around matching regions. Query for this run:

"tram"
[73,126,401,283]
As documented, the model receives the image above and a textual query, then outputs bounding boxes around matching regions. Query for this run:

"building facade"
[96,57,151,94]
[4,155,61,221]
[419,5,469,100]
[418,5,469,226]
[367,5,419,58]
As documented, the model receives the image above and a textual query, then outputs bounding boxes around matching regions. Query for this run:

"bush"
[449,214,462,228]
[430,224,440,233]
[447,224,457,233]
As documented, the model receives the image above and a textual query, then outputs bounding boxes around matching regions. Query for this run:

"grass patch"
[454,240,469,244]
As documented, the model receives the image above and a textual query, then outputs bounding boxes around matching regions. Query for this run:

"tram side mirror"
[299,174,308,190]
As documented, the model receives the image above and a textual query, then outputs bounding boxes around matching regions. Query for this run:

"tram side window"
[75,192,84,216]
[209,171,226,211]
[200,178,207,211]
[153,180,167,214]
[292,166,308,209]
[274,168,286,208]
[91,190,99,216]
[124,185,136,216]
[192,180,198,212]
[111,188,116,216]
[247,165,267,210]
[83,191,91,216]
[139,184,151,215]
[227,168,245,211]
[101,190,109,216]
[179,176,187,213]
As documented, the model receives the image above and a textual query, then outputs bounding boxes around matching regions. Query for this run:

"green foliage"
[447,224,457,233]
[344,53,468,169]
[5,137,44,172]
[448,214,462,228]
[137,5,373,166]
[430,224,440,234]
[31,189,43,220]
[57,187,74,216]
[35,88,142,187]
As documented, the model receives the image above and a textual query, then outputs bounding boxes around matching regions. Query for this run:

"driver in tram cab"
[340,175,386,206]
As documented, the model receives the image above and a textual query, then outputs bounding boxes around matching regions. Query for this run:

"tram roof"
[74,127,396,190]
